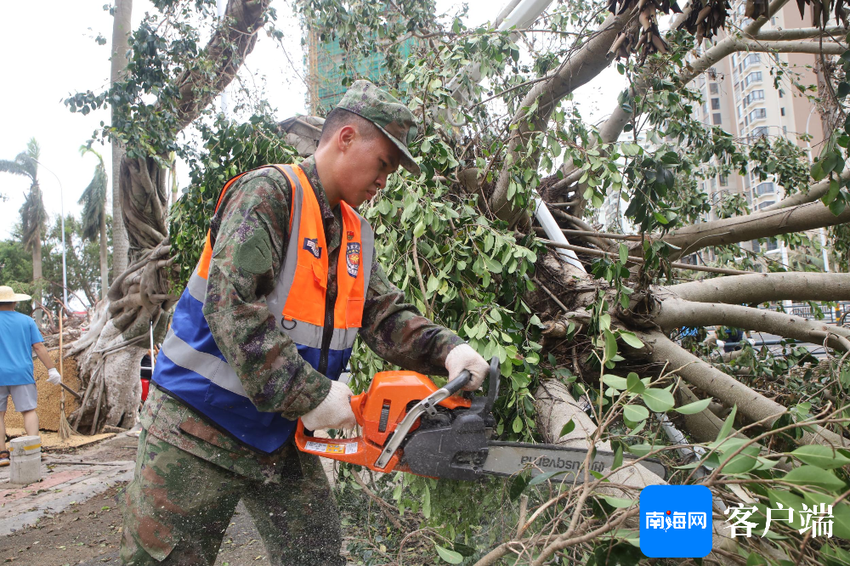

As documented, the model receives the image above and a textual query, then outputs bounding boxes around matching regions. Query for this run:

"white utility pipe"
[533,195,585,271]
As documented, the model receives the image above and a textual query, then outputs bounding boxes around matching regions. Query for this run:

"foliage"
[78,147,108,243]
[0,139,46,253]
[0,240,34,314]
[67,13,201,161]
[169,112,299,289]
[41,214,112,309]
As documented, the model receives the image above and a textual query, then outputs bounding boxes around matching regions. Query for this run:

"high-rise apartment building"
[691,2,825,223]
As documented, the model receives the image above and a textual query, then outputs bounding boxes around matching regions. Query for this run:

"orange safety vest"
[153,165,374,453]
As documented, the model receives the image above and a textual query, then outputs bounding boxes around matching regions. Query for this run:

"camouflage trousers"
[120,429,344,565]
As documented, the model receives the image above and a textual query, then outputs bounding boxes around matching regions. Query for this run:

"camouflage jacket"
[144,156,464,481]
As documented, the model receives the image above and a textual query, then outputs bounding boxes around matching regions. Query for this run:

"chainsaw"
[295,358,667,482]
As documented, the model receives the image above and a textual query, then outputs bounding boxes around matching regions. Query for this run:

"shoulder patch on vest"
[346,242,361,277]
[236,232,273,274]
[303,237,322,259]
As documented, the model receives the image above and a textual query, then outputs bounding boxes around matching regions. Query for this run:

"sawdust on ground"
[3,428,116,450]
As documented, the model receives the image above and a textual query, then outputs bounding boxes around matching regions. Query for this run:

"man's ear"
[337,125,356,151]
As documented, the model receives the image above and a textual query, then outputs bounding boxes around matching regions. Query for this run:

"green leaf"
[624,404,649,422]
[627,443,660,457]
[509,474,528,501]
[602,374,628,390]
[452,543,476,558]
[641,388,674,412]
[601,495,636,508]
[612,442,624,470]
[618,243,628,264]
[715,405,738,443]
[626,372,645,394]
[801,492,850,539]
[783,465,847,493]
[529,470,563,486]
[747,552,769,566]
[619,331,644,349]
[603,329,618,361]
[791,445,850,470]
[767,489,806,530]
[434,543,463,564]
[422,485,431,518]
[559,418,576,437]
[720,445,760,474]
[823,179,841,206]
[512,415,523,434]
[811,159,826,181]
[675,398,712,415]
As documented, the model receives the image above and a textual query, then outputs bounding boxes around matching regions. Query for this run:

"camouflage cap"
[337,80,421,176]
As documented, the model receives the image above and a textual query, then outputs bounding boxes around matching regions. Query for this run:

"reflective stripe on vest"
[152,164,374,454]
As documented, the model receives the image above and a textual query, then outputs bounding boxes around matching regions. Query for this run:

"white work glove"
[300,380,356,431]
[47,368,62,385]
[445,344,489,391]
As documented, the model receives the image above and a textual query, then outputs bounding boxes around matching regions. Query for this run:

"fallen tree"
[65,0,850,562]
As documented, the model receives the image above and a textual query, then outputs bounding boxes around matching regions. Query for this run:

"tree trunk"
[110,0,132,279]
[31,234,42,284]
[99,206,108,301]
[31,233,43,326]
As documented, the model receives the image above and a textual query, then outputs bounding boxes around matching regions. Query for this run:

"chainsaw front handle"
[444,369,471,396]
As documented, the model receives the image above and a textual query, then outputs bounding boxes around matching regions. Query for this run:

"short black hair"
[320,108,380,145]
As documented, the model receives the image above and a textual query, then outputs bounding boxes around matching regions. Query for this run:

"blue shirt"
[0,311,43,386]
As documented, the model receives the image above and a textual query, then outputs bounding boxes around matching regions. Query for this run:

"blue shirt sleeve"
[29,318,43,345]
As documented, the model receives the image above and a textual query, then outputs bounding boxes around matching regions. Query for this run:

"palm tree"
[79,147,110,300]
[0,139,47,288]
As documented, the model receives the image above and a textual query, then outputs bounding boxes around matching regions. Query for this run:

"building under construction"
[305,26,416,114]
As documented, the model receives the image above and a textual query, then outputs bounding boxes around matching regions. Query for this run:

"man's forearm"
[33,345,55,370]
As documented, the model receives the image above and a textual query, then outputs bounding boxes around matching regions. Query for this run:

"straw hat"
[0,285,31,302]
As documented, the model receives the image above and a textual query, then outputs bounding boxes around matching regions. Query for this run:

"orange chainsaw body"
[294,370,471,473]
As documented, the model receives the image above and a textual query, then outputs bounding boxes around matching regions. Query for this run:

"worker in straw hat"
[0,285,61,466]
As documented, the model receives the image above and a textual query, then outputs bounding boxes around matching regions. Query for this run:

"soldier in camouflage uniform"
[120,81,490,565]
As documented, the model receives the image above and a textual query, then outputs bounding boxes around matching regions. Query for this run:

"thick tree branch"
[633,330,848,446]
[763,170,850,211]
[740,39,846,55]
[667,272,850,304]
[650,296,850,350]
[489,11,630,223]
[657,201,850,261]
[755,25,849,41]
[173,0,270,132]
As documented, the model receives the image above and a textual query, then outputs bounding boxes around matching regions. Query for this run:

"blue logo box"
[640,485,713,558]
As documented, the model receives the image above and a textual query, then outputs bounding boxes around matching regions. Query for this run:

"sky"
[0,1,624,241]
